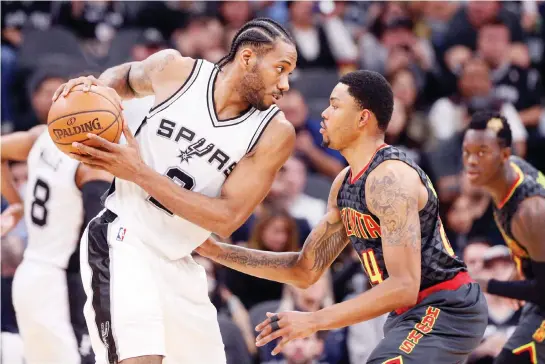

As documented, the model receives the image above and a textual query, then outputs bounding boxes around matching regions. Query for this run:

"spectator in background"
[262,332,330,364]
[387,68,431,150]
[173,15,226,63]
[268,156,327,228]
[131,28,168,62]
[52,1,129,43]
[442,1,525,62]
[409,1,460,50]
[359,16,435,93]
[219,0,253,45]
[276,89,346,179]
[469,245,522,364]
[1,1,53,131]
[134,1,191,41]
[287,1,357,71]
[477,19,543,128]
[14,70,66,132]
[260,274,340,364]
[225,208,300,310]
[463,240,492,277]
[435,57,528,145]
[385,98,432,176]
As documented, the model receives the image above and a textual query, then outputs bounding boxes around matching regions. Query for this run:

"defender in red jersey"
[197,71,487,362]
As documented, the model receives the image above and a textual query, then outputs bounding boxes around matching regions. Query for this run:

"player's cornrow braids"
[217,18,294,69]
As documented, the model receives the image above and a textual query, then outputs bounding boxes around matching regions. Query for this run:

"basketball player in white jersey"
[53,18,297,364]
[1,125,112,364]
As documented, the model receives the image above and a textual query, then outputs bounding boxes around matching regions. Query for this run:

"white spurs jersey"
[104,59,280,260]
[24,131,84,268]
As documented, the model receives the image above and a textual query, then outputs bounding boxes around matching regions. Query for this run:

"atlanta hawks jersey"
[494,158,545,278]
[104,59,280,260]
[337,145,466,290]
[24,131,83,268]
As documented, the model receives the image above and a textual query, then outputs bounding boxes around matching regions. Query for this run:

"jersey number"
[361,249,384,285]
[147,167,195,216]
[30,178,50,227]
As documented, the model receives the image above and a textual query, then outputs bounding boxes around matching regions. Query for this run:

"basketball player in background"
[53,18,297,364]
[463,111,545,364]
[1,125,112,364]
[195,71,488,363]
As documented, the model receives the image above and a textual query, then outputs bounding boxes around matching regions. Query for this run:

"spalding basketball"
[47,85,123,155]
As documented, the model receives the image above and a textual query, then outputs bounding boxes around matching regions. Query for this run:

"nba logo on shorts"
[116,227,126,242]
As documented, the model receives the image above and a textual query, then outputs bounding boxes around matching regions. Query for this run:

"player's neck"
[213,66,251,118]
[485,162,518,207]
[341,135,386,178]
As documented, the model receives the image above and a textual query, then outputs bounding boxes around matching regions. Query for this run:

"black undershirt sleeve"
[487,259,545,309]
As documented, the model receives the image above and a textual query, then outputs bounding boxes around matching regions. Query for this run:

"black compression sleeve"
[487,259,545,309]
[81,180,111,228]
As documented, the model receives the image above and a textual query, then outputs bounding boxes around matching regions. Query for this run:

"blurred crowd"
[2,1,545,363]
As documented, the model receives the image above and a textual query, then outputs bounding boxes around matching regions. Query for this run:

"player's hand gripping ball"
[48,79,123,155]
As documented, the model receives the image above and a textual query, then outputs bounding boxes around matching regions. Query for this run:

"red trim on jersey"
[497,170,523,209]
[394,271,473,315]
[349,144,389,184]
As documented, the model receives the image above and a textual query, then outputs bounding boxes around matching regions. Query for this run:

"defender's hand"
[255,311,318,356]
[70,121,143,181]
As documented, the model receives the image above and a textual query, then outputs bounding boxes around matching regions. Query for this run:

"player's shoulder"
[511,195,545,246]
[365,159,421,192]
[253,110,296,154]
[145,49,196,83]
[328,167,350,208]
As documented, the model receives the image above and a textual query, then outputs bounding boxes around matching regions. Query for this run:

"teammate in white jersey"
[53,18,298,364]
[1,125,112,364]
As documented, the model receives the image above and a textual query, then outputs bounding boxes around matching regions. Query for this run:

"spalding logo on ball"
[47,85,123,155]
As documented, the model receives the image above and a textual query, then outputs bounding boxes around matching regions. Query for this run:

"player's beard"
[240,64,268,111]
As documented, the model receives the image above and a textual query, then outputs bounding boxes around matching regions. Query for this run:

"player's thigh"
[367,301,487,363]
[496,305,545,364]
[159,255,226,364]
[81,215,166,364]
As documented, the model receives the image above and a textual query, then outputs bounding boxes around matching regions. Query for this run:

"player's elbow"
[293,264,322,290]
[214,223,236,239]
[396,276,420,307]
[214,215,243,239]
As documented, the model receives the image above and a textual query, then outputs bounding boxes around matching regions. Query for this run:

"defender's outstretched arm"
[196,168,351,288]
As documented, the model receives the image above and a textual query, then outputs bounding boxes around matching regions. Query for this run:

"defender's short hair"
[467,111,512,148]
[338,70,394,131]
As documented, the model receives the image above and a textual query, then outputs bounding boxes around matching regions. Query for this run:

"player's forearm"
[1,162,22,205]
[203,240,306,287]
[312,277,418,331]
[135,165,241,237]
[99,62,138,99]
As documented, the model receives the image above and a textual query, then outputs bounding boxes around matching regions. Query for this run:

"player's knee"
[119,355,163,364]
[494,348,529,364]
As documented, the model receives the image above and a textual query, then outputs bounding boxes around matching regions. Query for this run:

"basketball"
[47,85,123,155]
